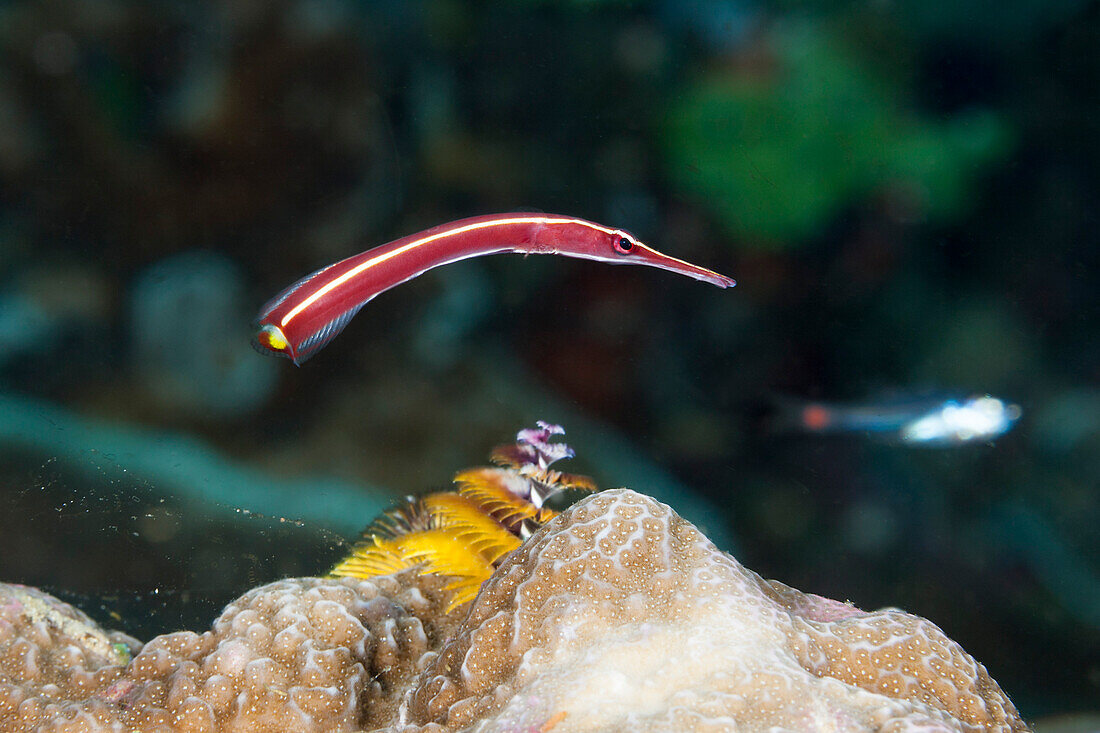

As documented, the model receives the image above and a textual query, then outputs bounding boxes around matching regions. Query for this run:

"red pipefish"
[254,213,735,364]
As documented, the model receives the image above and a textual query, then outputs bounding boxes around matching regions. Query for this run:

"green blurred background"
[0,0,1097,723]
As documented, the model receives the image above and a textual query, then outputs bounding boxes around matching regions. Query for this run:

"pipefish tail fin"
[290,302,366,364]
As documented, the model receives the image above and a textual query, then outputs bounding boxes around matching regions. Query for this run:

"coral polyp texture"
[0,490,1027,732]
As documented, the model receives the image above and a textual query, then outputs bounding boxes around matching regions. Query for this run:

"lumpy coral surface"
[0,490,1028,732]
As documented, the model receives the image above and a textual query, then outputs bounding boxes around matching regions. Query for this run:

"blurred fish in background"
[770,392,1022,447]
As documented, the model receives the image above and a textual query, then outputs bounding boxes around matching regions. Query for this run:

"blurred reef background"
[0,0,1096,724]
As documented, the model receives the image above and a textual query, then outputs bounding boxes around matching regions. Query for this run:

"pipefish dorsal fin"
[256,263,338,323]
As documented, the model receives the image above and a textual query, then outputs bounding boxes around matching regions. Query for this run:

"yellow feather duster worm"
[422,492,522,564]
[329,494,509,612]
[329,423,598,612]
[454,468,548,528]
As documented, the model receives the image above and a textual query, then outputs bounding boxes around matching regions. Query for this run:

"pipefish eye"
[615,235,635,254]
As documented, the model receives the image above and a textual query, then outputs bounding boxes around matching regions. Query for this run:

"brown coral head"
[401,489,1028,732]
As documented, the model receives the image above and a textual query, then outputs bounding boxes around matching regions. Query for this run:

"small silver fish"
[781,394,1022,447]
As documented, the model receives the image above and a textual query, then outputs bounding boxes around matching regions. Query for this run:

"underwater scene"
[0,0,1097,730]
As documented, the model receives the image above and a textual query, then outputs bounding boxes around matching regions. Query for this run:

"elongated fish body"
[254,213,734,364]
[790,394,1021,447]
